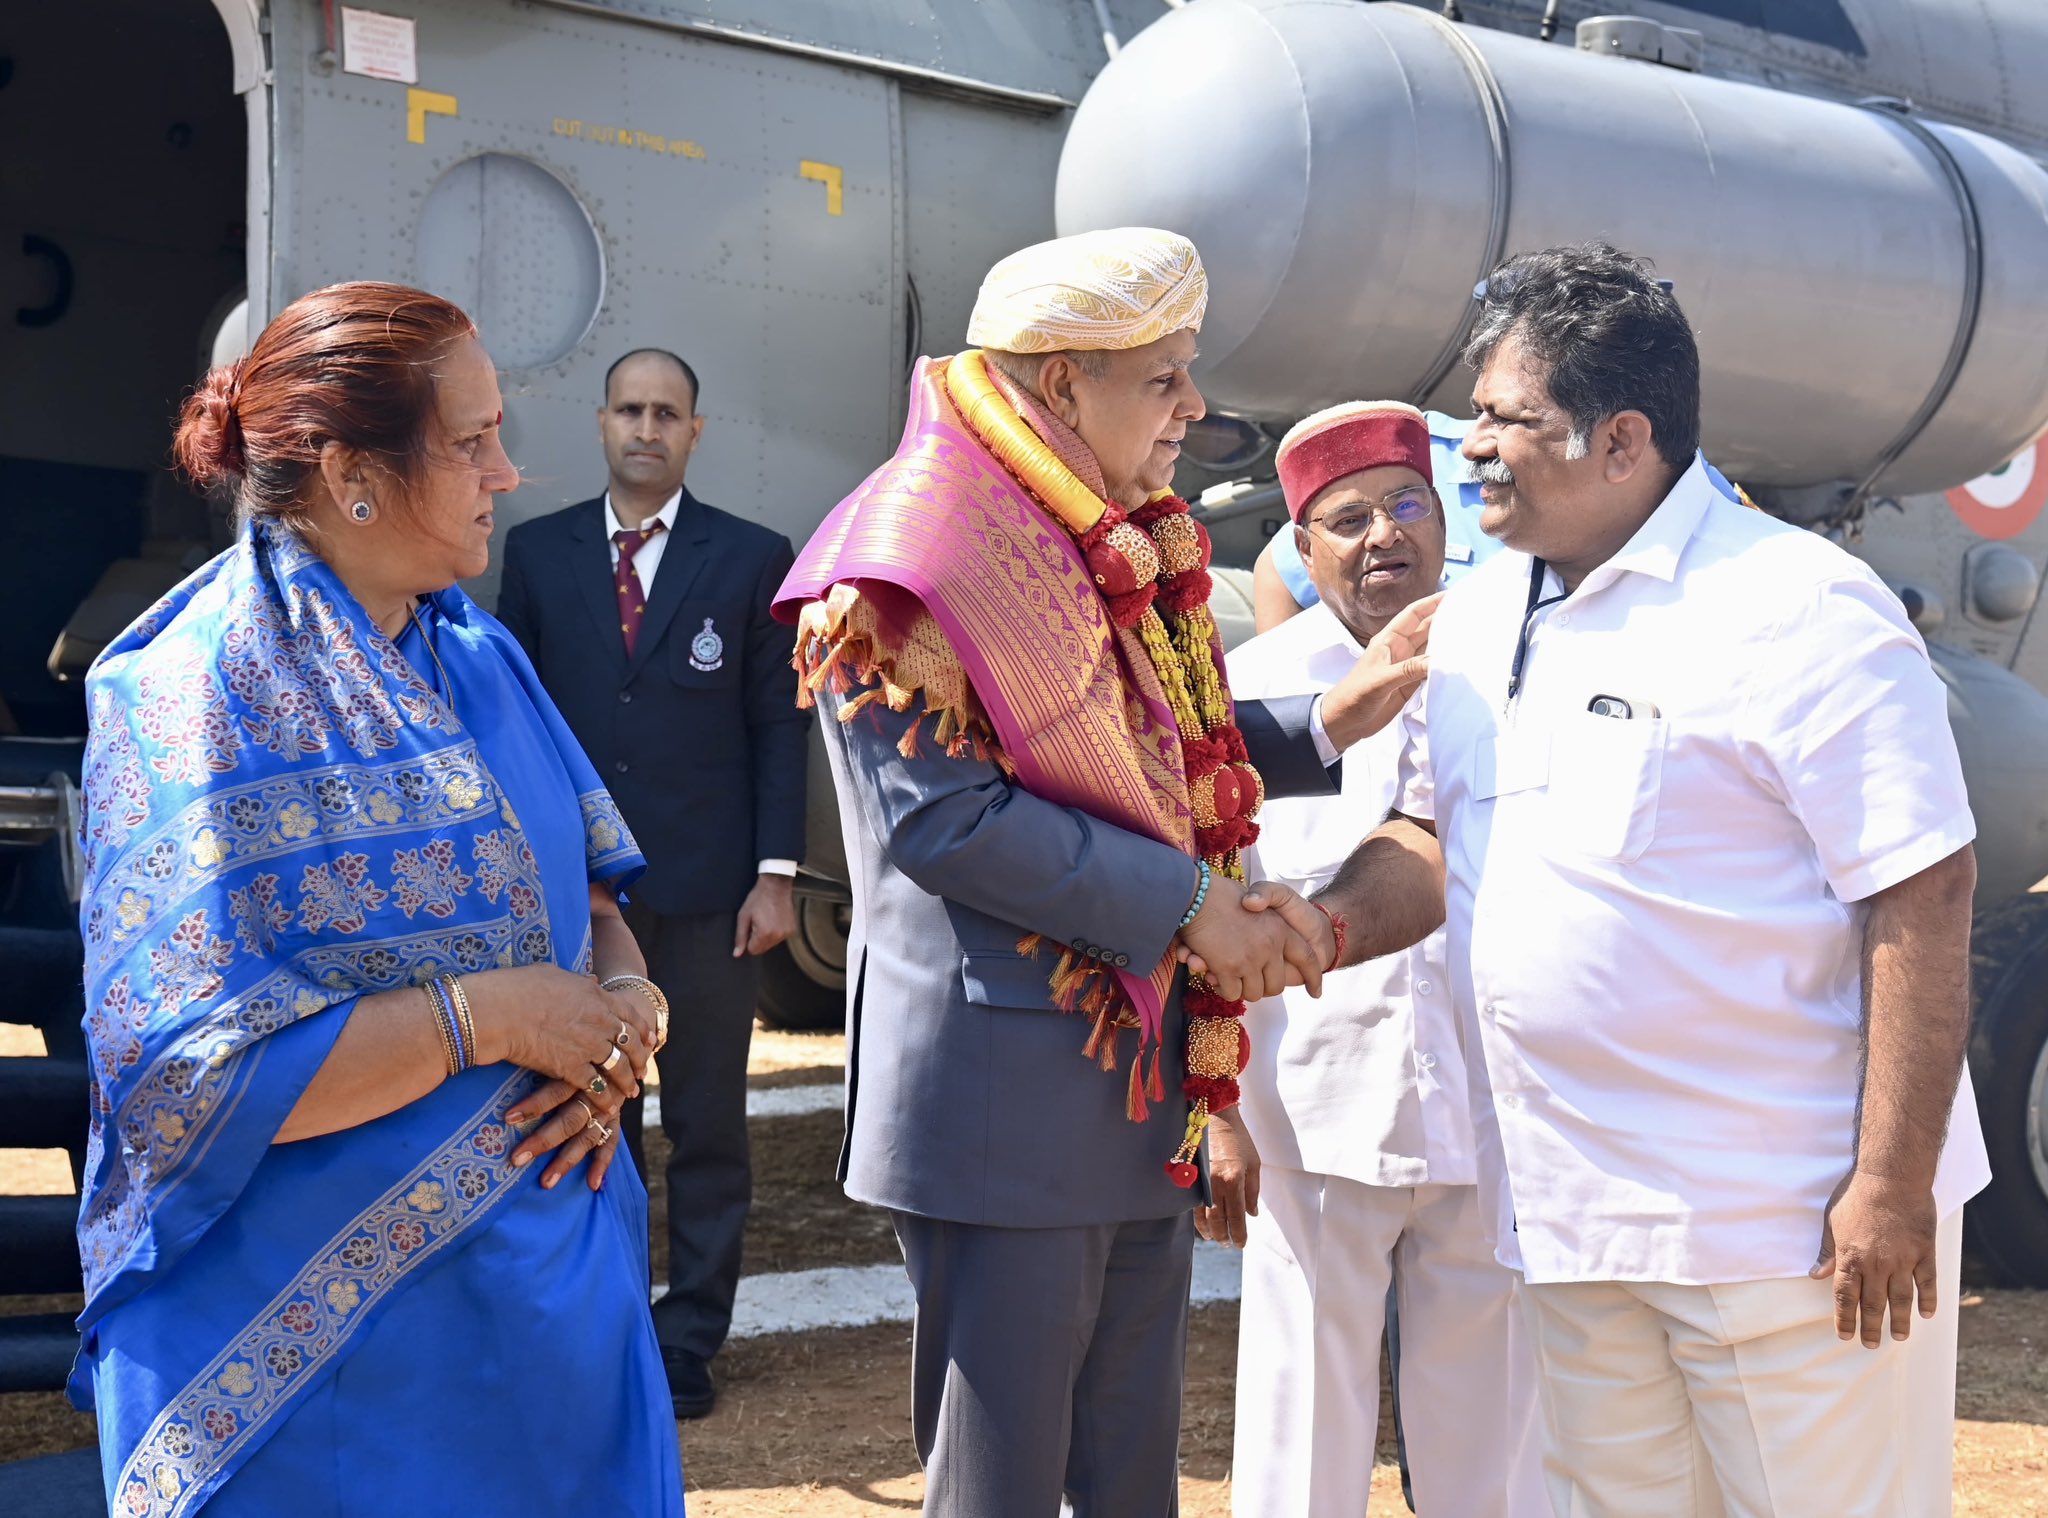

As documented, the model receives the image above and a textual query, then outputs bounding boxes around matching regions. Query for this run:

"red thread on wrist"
[1310,899,1347,972]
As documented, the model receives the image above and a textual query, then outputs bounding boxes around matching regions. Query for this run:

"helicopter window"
[417,154,605,371]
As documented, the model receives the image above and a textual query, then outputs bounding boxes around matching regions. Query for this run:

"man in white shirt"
[1256,244,1989,1516]
[1219,402,1544,1516]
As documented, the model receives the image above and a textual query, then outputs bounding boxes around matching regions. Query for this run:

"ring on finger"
[572,1094,596,1127]
[598,1044,624,1073]
[587,1072,608,1097]
[588,1119,613,1147]
[614,1020,633,1050]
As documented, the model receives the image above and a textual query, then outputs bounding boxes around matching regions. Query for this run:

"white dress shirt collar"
[1568,453,1713,597]
[603,487,683,539]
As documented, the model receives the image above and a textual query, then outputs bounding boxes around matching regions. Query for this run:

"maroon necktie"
[613,523,665,658]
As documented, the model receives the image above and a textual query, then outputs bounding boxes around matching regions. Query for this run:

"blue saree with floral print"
[71,521,685,1517]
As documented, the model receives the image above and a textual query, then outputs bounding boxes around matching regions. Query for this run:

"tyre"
[756,889,852,1032]
[1964,894,2048,1287]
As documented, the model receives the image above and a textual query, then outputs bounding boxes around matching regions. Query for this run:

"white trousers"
[1518,1206,1965,1518]
[1233,1170,1547,1517]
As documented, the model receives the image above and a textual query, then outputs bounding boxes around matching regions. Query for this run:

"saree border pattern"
[579,789,639,877]
[83,749,498,981]
[75,745,557,1301]
[110,1074,541,1518]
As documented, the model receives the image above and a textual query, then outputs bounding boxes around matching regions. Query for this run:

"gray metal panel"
[513,0,1148,107]
[900,93,1070,359]
[268,0,902,603]
[1925,637,2048,903]
[1057,0,2048,494]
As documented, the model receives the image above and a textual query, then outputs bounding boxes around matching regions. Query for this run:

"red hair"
[173,282,477,529]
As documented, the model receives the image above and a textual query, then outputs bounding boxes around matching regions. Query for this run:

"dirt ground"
[5,1025,2046,1514]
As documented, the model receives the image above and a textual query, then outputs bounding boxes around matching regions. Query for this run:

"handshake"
[1175,876,1340,1002]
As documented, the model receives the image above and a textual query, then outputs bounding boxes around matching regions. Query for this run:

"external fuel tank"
[1055,0,2048,494]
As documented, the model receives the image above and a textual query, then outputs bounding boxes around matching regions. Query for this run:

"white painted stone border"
[656,1242,1244,1339]
[641,1079,1246,1339]
[643,1082,843,1129]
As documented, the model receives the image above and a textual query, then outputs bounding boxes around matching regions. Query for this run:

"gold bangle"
[442,974,478,1069]
[599,974,668,1022]
[601,973,669,1048]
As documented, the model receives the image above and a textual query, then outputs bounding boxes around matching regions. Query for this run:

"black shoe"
[661,1347,716,1420]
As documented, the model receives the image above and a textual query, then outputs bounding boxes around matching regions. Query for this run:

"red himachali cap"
[1276,401,1434,523]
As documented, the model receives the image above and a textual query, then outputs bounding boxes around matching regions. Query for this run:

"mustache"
[1472,456,1515,487]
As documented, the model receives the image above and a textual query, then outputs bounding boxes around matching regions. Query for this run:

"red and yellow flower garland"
[946,351,1257,1185]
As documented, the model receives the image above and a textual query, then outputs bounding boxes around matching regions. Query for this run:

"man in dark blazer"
[497,348,808,1418]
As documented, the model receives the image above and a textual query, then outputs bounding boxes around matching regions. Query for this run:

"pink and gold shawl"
[775,356,1203,1073]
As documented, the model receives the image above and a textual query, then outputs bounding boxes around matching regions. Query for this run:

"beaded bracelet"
[1310,898,1348,973]
[439,974,478,1069]
[423,978,464,1076]
[1178,858,1212,930]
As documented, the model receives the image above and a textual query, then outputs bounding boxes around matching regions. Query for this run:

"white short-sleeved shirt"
[1395,456,1990,1286]
[1229,604,1474,1188]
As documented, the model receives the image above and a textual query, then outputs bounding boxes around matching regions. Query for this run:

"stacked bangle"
[601,973,670,1050]
[424,979,462,1075]
[599,973,668,1021]
[424,975,477,1076]
[442,974,477,1066]
[1179,858,1212,930]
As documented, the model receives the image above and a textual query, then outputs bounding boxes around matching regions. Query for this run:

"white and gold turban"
[966,227,1207,354]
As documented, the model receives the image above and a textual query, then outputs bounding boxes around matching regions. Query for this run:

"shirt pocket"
[1546,711,1667,863]
[668,599,746,688]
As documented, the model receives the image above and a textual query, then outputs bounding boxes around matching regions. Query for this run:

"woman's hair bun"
[173,362,248,490]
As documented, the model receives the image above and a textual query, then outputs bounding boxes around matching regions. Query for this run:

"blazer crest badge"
[688,617,725,672]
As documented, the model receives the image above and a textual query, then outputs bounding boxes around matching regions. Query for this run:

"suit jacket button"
[619,691,632,704]
[614,760,629,775]
[1071,937,1088,952]
[1113,953,1130,968]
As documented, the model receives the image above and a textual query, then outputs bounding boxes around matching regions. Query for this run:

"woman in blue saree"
[73,283,687,1516]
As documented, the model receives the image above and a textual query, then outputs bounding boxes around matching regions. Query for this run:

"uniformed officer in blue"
[497,347,810,1419]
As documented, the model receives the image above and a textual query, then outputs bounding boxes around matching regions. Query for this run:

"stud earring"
[349,500,373,524]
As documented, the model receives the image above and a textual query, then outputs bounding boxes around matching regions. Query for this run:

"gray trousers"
[619,906,759,1361]
[892,1210,1194,1518]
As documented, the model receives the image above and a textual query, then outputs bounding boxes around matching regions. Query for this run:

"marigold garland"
[945,350,1258,1184]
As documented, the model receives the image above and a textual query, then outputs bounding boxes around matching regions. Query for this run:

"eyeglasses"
[1305,486,1438,544]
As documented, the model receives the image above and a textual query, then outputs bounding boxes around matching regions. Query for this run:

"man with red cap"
[1218,401,1545,1516]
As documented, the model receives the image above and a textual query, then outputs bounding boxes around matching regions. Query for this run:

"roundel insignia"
[688,617,725,672]
[1946,437,2048,540]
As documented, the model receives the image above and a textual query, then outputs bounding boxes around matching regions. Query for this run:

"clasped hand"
[498,966,662,1191]
[1176,876,1336,1001]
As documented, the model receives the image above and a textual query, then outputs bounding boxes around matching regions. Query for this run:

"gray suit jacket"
[819,687,1338,1228]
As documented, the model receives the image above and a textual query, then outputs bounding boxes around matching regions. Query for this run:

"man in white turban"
[774,228,1431,1516]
